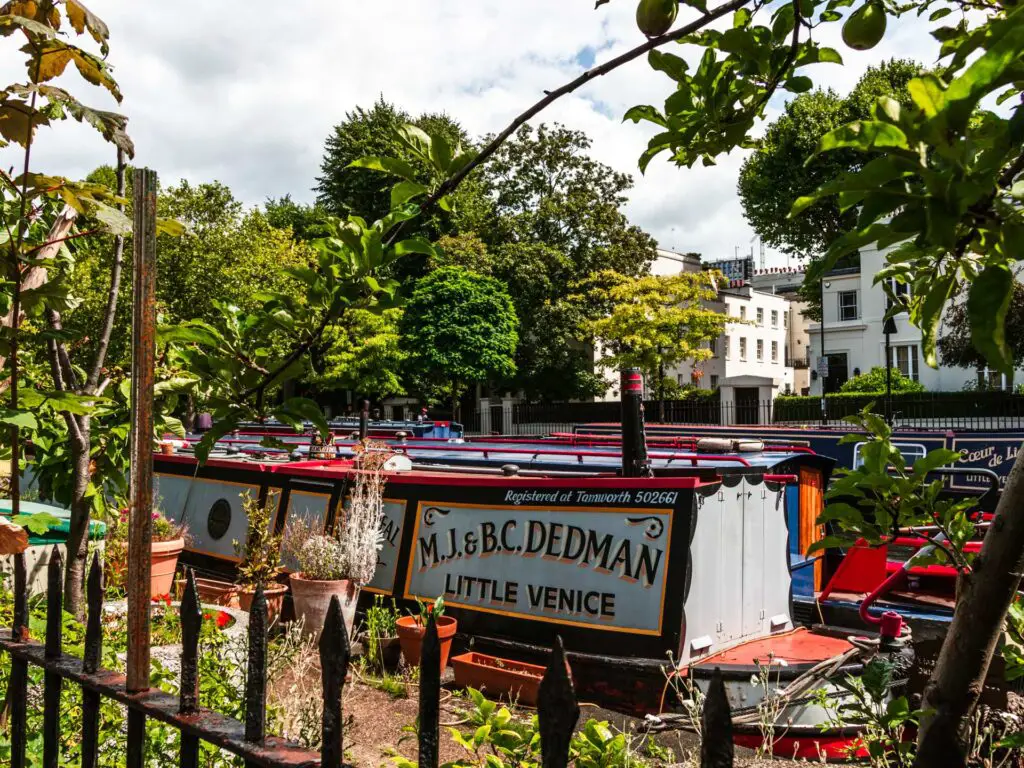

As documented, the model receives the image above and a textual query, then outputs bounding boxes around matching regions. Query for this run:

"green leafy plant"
[234,490,283,589]
[10,510,60,535]
[413,595,445,627]
[365,594,400,669]
[817,658,922,768]
[810,406,978,571]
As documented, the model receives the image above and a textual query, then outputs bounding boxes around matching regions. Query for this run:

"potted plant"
[364,595,402,672]
[396,596,458,670]
[283,448,388,639]
[149,508,188,599]
[234,491,286,624]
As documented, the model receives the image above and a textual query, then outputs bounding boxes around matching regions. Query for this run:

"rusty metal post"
[127,168,158,696]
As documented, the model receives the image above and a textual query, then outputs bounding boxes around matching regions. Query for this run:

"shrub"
[839,366,925,393]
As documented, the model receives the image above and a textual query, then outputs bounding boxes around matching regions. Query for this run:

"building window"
[724,335,730,359]
[740,306,747,321]
[739,337,747,360]
[756,307,764,325]
[710,374,719,389]
[783,311,788,329]
[888,278,912,309]
[677,374,684,386]
[977,368,1008,390]
[708,337,717,356]
[771,309,778,328]
[771,341,778,362]
[756,339,764,361]
[890,344,920,381]
[838,290,859,321]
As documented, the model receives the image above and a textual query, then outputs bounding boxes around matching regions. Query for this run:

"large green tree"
[479,124,658,400]
[738,59,919,317]
[399,266,518,418]
[70,178,315,368]
[315,98,490,249]
[310,308,406,400]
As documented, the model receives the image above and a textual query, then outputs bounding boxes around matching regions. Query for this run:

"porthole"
[208,498,232,540]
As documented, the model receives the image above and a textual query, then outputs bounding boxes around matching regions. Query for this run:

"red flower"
[203,612,212,621]
[215,612,231,629]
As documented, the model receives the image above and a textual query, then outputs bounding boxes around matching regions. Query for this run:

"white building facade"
[668,284,796,422]
[807,245,1023,394]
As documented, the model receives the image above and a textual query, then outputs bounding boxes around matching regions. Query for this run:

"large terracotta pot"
[396,615,457,670]
[239,583,288,627]
[289,574,358,639]
[150,538,184,599]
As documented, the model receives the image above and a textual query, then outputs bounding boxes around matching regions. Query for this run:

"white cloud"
[0,0,941,267]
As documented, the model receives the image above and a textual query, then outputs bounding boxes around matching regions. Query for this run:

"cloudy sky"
[2,1,940,267]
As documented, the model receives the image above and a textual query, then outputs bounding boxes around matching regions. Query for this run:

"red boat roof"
[692,628,854,668]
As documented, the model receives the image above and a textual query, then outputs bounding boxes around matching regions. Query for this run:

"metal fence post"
[127,167,158,768]
[537,637,579,768]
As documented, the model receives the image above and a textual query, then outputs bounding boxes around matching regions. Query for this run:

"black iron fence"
[0,548,736,768]
[465,391,1024,435]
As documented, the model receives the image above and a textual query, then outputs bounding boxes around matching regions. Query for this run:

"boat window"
[852,442,928,469]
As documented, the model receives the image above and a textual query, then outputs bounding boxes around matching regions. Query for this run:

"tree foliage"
[580,270,728,383]
[939,281,1024,372]
[739,59,920,319]
[399,266,518,415]
[311,308,406,400]
[315,98,489,248]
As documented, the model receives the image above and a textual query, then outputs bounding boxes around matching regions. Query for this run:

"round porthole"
[207,499,232,540]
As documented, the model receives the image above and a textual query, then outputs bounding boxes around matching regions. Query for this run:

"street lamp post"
[819,278,829,426]
[883,315,898,425]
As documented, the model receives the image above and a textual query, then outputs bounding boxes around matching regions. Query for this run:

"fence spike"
[537,636,579,768]
[700,668,734,768]
[10,552,28,768]
[244,584,268,745]
[319,595,351,768]
[179,568,202,713]
[84,551,103,673]
[43,547,64,768]
[418,615,441,768]
[82,552,104,768]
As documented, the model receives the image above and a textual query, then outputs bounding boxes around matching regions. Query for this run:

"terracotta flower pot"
[289,574,359,639]
[451,652,546,706]
[150,538,185,599]
[239,582,288,626]
[396,615,457,670]
[194,577,241,608]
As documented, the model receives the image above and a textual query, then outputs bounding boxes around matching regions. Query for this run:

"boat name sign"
[405,495,675,635]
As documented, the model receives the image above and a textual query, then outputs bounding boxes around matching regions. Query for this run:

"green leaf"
[908,75,947,119]
[968,263,1014,374]
[816,121,910,155]
[391,180,428,209]
[944,12,1024,132]
[785,76,813,93]
[0,408,38,430]
[347,156,420,182]
[817,47,844,64]
[394,237,438,258]
[194,413,243,464]
[12,512,60,536]
[912,449,960,477]
[278,397,329,440]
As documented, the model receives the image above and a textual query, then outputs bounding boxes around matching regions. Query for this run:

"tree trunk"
[914,445,1024,765]
[62,415,92,617]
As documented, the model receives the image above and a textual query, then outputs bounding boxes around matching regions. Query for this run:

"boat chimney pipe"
[620,368,649,477]
[358,399,369,442]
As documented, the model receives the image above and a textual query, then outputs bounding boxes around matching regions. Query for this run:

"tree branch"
[383,0,753,248]
[238,311,334,403]
[87,148,126,391]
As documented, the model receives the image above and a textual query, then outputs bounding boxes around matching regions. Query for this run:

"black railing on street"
[1,548,737,768]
